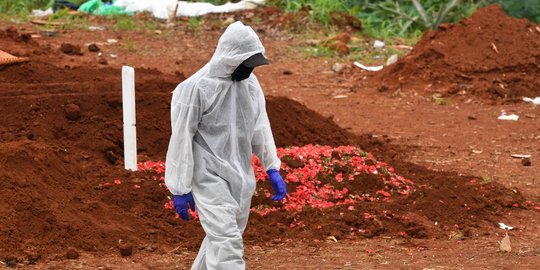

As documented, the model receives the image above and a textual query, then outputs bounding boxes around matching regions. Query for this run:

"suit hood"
[208,21,266,78]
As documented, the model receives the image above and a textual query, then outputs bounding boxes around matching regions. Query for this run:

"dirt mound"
[374,5,540,101]
[0,56,385,260]
[247,145,525,241]
[0,60,201,261]
[269,96,362,147]
[0,26,47,60]
[0,37,529,263]
[0,142,204,258]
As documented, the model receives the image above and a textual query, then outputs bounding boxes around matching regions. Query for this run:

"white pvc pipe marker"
[122,66,137,171]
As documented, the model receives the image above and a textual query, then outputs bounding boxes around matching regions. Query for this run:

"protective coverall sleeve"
[251,86,281,171]
[164,85,203,196]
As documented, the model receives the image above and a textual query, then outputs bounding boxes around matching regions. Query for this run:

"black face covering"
[231,64,254,81]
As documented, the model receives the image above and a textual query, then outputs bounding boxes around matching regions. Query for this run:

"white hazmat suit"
[165,21,281,269]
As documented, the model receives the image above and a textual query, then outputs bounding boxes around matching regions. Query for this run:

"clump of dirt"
[60,43,83,56]
[374,5,540,101]
[2,26,33,44]
[0,27,44,58]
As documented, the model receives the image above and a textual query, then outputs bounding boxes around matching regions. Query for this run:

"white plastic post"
[122,66,137,171]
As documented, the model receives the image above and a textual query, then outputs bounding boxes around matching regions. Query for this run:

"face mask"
[231,64,254,81]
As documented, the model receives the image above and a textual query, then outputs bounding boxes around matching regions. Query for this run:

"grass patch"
[355,0,482,39]
[187,17,204,31]
[290,30,416,66]
[113,14,136,31]
[271,0,350,25]
[0,0,50,16]
[120,38,138,52]
[47,8,89,30]
[305,45,334,58]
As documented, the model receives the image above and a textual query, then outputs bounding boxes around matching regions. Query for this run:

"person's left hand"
[267,169,287,201]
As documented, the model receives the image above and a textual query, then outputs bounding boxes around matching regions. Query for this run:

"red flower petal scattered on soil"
[136,145,416,222]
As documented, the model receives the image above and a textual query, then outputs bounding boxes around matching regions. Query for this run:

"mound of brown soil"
[268,96,360,147]
[0,57,385,260]
[374,5,540,100]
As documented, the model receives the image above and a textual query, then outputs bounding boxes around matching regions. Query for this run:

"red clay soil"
[373,5,540,101]
[0,26,529,263]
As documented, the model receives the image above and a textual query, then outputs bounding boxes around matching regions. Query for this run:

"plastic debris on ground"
[522,97,540,105]
[332,63,344,73]
[498,222,514,230]
[31,8,54,17]
[511,154,531,159]
[497,111,519,121]
[79,0,132,16]
[386,54,398,66]
[373,40,385,48]
[88,26,106,31]
[54,0,80,11]
[353,61,383,72]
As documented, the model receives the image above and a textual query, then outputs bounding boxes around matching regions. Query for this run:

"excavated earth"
[0,6,538,268]
[373,5,540,101]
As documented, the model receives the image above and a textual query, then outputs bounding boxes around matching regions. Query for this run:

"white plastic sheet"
[114,0,265,19]
[32,8,54,17]
[497,112,519,121]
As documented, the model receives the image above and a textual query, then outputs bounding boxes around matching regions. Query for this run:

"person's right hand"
[173,193,196,220]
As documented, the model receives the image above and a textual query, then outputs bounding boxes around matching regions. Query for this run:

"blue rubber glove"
[173,193,196,221]
[267,169,287,201]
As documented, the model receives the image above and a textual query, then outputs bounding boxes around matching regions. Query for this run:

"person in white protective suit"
[164,21,287,270]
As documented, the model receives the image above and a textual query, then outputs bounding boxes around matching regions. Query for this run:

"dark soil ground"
[0,5,539,269]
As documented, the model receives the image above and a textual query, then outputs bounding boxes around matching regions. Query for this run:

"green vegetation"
[355,0,483,38]
[113,14,135,31]
[304,45,334,58]
[272,0,350,25]
[187,17,204,31]
[486,0,540,22]
[47,7,89,29]
[0,0,51,16]
[269,0,539,37]
[0,0,87,15]
[1,0,538,39]
[120,38,137,52]
[264,1,481,37]
[356,0,540,38]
